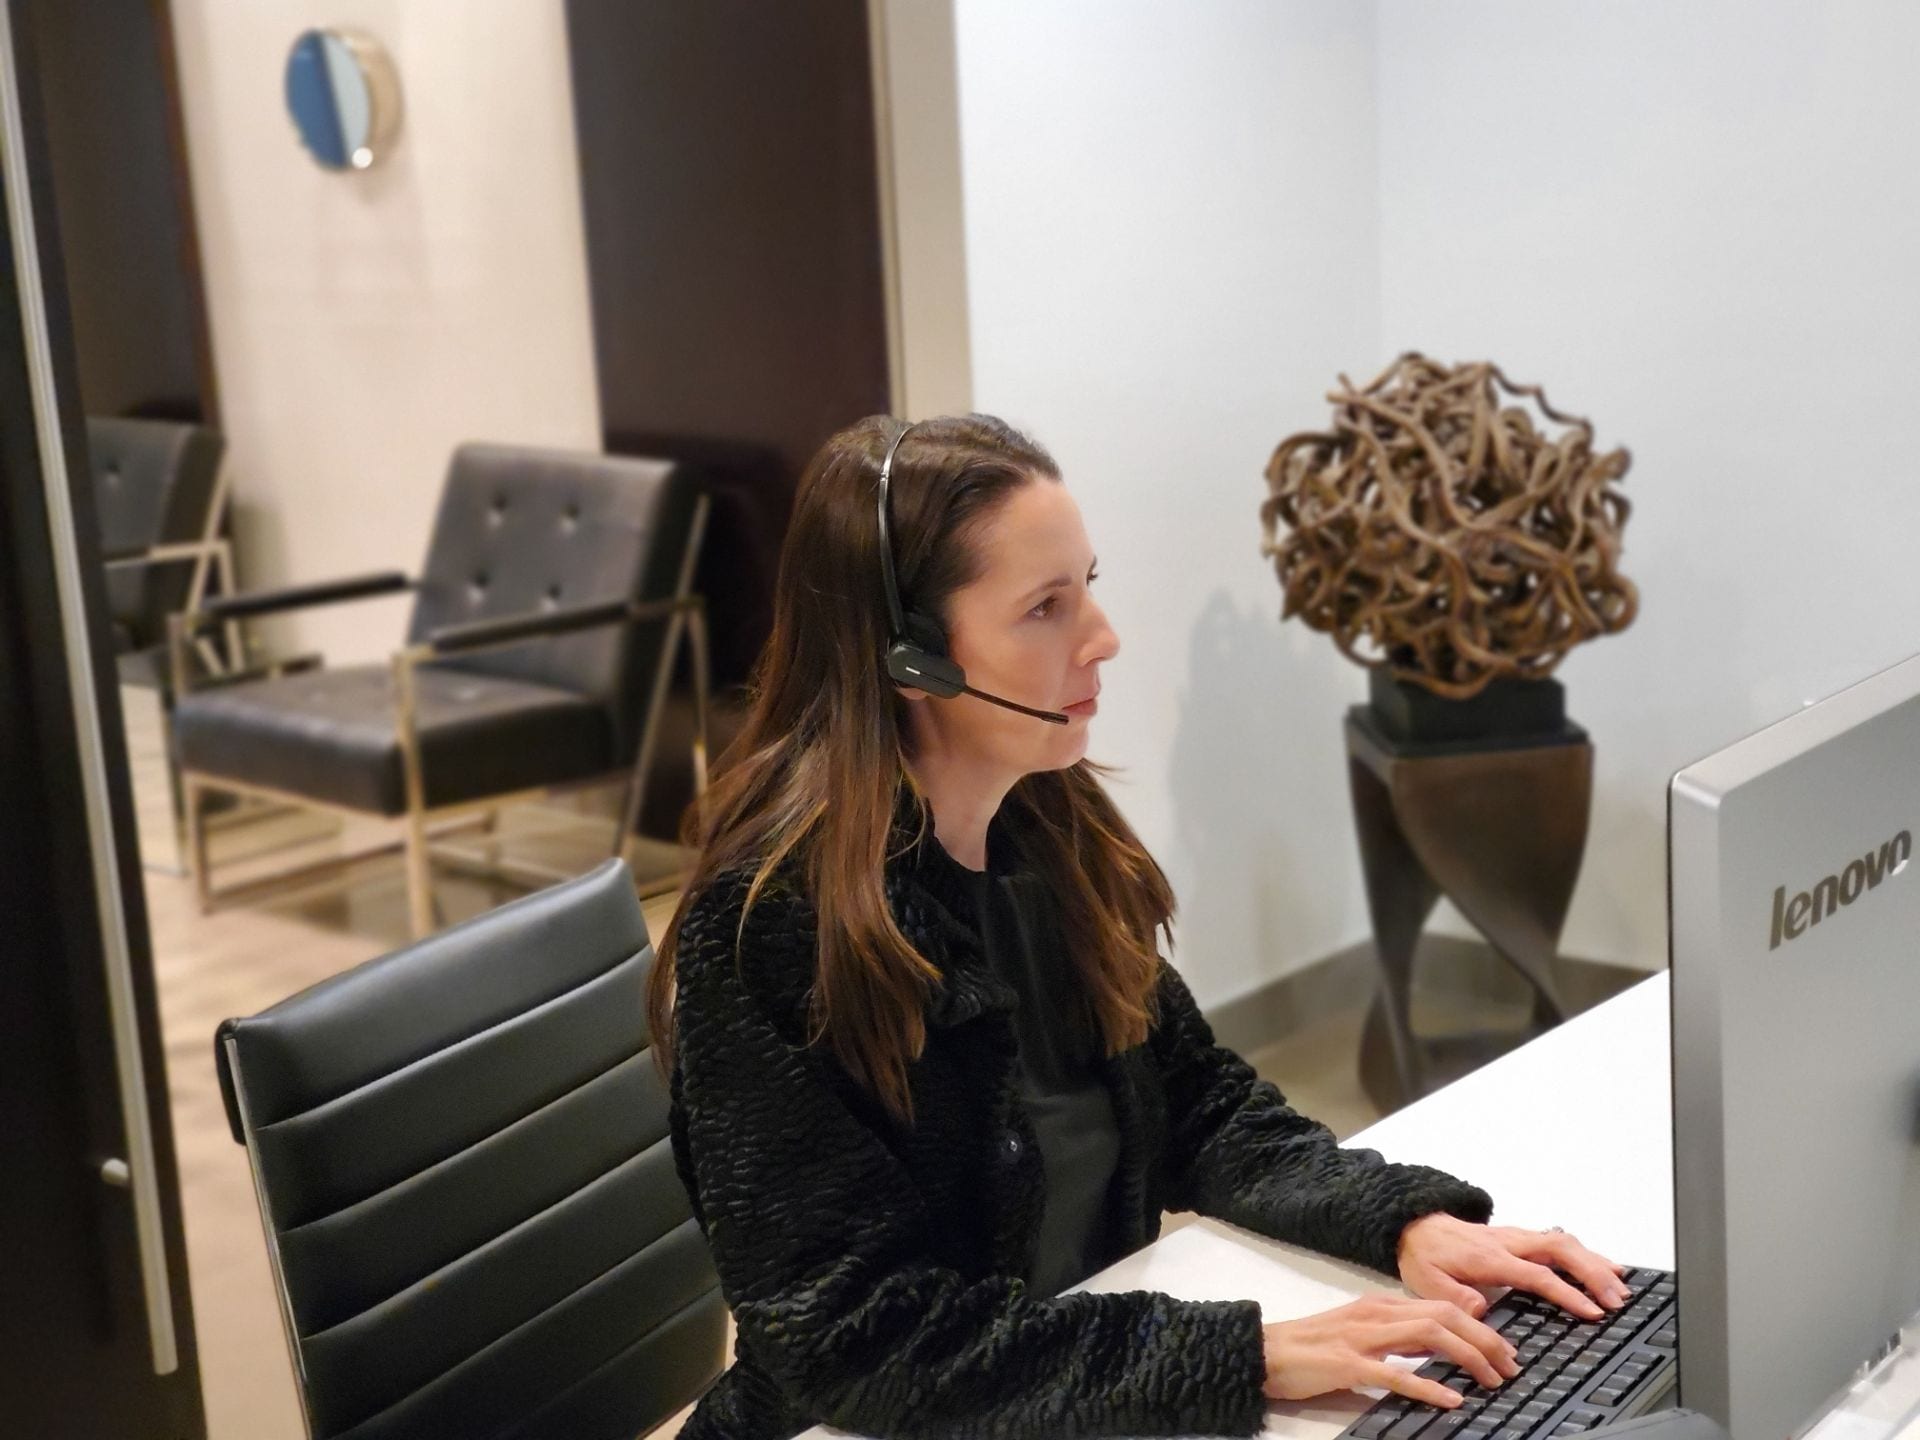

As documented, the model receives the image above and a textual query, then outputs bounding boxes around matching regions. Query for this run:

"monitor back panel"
[1670,653,1920,1440]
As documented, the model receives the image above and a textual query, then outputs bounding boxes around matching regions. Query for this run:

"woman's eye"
[1030,572,1097,619]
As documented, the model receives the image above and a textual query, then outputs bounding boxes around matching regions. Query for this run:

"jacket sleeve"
[670,875,1270,1439]
[1148,959,1494,1276]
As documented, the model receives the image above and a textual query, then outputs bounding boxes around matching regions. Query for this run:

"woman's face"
[903,476,1120,777]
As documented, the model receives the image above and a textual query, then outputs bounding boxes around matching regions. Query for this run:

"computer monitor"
[1670,652,1920,1439]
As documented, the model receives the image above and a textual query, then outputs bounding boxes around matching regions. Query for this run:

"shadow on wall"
[1528,538,1898,969]
[1161,587,1365,1004]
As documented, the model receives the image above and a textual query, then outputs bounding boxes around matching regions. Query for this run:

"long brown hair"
[645,413,1177,1125]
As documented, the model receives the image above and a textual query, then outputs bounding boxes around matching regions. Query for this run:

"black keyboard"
[1339,1267,1679,1440]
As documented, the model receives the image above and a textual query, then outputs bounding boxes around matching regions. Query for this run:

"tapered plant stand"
[1345,684,1592,1112]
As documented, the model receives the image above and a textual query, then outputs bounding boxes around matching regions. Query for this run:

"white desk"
[802,974,1920,1439]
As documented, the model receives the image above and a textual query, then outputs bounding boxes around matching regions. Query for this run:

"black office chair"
[171,443,712,937]
[88,414,237,683]
[215,857,727,1440]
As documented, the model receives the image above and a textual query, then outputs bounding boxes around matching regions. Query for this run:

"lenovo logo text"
[1769,829,1912,950]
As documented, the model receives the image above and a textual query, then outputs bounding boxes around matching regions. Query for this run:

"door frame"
[0,0,204,1432]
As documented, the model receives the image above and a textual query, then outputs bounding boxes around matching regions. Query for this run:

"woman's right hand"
[1261,1294,1520,1408]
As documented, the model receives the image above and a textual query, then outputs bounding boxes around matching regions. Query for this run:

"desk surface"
[798,973,1920,1439]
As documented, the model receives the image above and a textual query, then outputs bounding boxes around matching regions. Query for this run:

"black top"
[965,863,1123,1299]
[666,789,1500,1440]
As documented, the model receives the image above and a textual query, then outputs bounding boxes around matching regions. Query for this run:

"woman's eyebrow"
[1017,558,1098,605]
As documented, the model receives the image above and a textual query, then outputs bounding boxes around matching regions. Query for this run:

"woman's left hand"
[1396,1213,1631,1322]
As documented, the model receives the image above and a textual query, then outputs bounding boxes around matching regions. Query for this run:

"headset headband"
[875,420,919,641]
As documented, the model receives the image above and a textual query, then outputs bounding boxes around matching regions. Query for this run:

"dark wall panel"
[565,0,892,685]
[24,0,215,424]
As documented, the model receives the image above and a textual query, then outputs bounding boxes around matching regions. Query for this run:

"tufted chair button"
[561,501,580,532]
[1003,1131,1021,1158]
[488,495,508,526]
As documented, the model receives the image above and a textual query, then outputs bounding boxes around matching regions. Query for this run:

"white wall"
[948,1,1920,1007]
[952,2,1383,1005]
[169,1,601,664]
[1376,1,1920,968]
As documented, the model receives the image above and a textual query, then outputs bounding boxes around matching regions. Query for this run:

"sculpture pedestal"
[1344,705,1593,1113]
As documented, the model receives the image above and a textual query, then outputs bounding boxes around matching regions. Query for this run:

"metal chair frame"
[102,449,244,673]
[170,495,712,938]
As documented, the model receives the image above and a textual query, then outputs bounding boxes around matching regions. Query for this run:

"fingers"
[1519,1231,1632,1309]
[1402,1256,1489,1319]
[1496,1255,1605,1320]
[1362,1359,1463,1411]
[1376,1317,1508,1389]
[1418,1267,1490,1320]
[1415,1301,1517,1379]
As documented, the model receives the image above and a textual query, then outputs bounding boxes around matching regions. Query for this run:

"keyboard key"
[1348,1410,1398,1438]
[1383,1410,1441,1439]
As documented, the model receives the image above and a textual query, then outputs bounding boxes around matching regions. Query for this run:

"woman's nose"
[1082,599,1120,664]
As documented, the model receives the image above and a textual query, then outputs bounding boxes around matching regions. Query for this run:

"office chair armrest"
[392,595,713,850]
[191,570,413,625]
[169,573,410,696]
[101,539,227,570]
[420,594,704,659]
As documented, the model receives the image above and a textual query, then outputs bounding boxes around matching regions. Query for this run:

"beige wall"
[169,1,601,664]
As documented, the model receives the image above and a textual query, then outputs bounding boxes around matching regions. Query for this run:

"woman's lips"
[1063,697,1098,718]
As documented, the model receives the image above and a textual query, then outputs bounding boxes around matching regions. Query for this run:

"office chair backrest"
[87,416,225,649]
[407,444,702,758]
[215,859,726,1440]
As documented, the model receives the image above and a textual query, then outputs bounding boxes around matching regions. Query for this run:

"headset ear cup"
[886,639,965,697]
[902,611,949,658]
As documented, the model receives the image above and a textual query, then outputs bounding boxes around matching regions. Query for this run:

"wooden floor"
[138,777,1543,1439]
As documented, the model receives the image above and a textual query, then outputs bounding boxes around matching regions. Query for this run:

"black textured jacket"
[668,804,1494,1439]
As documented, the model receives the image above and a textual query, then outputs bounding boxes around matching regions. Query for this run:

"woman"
[650,414,1627,1439]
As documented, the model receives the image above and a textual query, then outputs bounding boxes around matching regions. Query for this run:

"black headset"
[875,421,1069,725]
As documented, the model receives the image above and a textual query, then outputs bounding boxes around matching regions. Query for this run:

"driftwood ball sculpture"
[1261,353,1638,701]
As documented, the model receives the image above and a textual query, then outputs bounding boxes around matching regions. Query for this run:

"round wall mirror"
[285,29,402,172]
